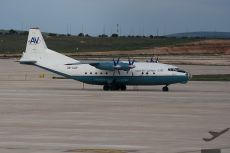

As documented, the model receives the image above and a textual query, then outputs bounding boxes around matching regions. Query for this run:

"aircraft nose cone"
[186,72,192,80]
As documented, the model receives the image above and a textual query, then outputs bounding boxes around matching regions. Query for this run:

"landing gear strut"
[162,86,169,92]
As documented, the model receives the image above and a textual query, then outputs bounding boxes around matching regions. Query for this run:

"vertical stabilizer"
[26,28,47,52]
[20,28,78,64]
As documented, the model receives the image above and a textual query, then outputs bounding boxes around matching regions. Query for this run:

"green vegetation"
[0,35,27,54]
[46,36,198,53]
[191,74,230,81]
[0,30,200,54]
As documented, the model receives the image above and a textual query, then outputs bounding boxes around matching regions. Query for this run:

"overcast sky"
[1,0,230,36]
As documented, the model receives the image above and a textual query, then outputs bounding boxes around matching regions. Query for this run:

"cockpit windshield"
[168,68,186,73]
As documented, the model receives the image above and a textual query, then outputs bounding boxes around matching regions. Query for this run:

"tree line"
[0,29,170,39]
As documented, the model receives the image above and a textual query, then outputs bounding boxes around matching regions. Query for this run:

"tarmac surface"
[0,59,230,153]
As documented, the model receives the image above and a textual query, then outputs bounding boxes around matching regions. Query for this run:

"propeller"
[113,58,121,69]
[150,57,155,63]
[128,57,135,69]
[113,58,121,75]
[148,55,159,63]
[156,56,159,63]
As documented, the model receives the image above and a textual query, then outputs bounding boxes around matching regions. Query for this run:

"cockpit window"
[176,69,186,73]
[168,68,186,73]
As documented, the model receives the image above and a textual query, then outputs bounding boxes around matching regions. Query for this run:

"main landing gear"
[162,86,169,92]
[103,84,169,92]
[103,84,127,91]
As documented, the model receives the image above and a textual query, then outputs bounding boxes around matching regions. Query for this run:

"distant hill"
[166,31,230,39]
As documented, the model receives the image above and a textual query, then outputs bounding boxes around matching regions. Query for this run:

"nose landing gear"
[162,86,169,92]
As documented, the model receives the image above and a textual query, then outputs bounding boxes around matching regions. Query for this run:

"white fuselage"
[34,57,189,86]
[20,28,190,90]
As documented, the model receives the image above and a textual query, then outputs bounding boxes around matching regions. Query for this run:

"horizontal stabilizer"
[20,60,37,64]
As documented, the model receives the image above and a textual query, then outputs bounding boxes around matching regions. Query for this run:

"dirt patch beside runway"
[66,39,230,57]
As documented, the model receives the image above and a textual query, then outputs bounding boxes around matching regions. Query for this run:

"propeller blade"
[128,57,135,65]
[117,58,120,64]
[131,59,135,65]
[128,57,131,65]
[113,58,121,69]
[128,57,135,69]
[113,58,116,65]
[150,57,154,62]
[113,58,120,66]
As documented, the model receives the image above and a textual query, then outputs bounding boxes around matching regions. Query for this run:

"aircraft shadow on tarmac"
[203,128,230,142]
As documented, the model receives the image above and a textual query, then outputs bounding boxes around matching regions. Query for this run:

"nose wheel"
[162,86,169,92]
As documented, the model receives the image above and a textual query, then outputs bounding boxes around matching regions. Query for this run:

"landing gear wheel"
[162,86,169,92]
[103,85,118,91]
[103,85,109,91]
[120,85,127,91]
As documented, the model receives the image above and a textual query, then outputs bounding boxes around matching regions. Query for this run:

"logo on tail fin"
[28,37,41,45]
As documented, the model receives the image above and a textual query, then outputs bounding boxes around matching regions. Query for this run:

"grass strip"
[191,74,230,81]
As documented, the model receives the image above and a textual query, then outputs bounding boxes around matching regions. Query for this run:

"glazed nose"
[186,72,192,80]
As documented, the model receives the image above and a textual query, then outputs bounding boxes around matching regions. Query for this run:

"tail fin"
[25,27,47,52]
[20,28,78,65]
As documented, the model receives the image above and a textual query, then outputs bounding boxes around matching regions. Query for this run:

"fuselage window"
[85,72,87,75]
[146,72,149,75]
[95,72,97,75]
[168,68,176,71]
[142,72,144,75]
[100,72,103,75]
[105,72,108,75]
[90,72,92,74]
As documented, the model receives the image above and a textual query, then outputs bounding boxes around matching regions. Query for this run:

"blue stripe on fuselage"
[31,64,188,86]
[71,75,188,85]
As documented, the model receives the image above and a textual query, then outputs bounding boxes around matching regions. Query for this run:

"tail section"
[25,27,47,53]
[20,28,78,65]
[20,28,79,78]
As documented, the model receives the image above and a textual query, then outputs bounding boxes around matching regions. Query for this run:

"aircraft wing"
[65,60,135,71]
[65,61,97,65]
[19,60,37,64]
[209,131,219,137]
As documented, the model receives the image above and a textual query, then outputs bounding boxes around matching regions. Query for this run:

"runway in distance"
[20,28,191,91]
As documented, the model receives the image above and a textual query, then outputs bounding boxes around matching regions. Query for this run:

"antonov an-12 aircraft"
[20,28,191,91]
